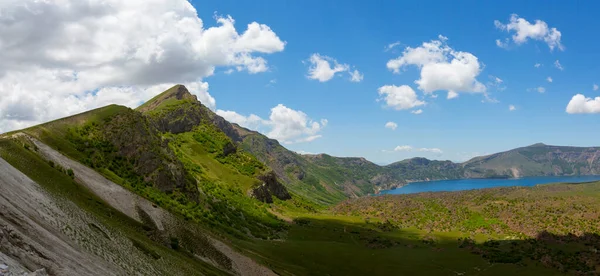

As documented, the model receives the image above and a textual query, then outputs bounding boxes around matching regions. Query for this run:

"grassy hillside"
[11,97,286,240]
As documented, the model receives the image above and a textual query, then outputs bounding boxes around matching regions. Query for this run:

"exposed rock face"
[142,85,243,143]
[100,109,199,201]
[148,86,207,134]
[250,171,291,203]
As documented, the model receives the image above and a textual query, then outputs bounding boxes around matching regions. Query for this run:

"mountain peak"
[528,143,547,147]
[136,84,197,113]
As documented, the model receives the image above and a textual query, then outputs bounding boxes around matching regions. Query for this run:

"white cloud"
[509,104,516,111]
[417,148,443,154]
[377,85,426,110]
[496,39,510,49]
[566,94,600,114]
[534,63,542,68]
[528,86,546,93]
[481,75,504,103]
[394,145,413,152]
[385,145,443,156]
[215,110,265,130]
[217,104,327,144]
[385,122,398,130]
[447,91,459,99]
[0,0,285,133]
[554,60,564,70]
[307,53,360,82]
[385,41,402,52]
[411,109,423,115]
[594,84,599,91]
[386,35,486,99]
[494,14,564,51]
[306,54,348,82]
[547,77,553,83]
[349,70,364,82]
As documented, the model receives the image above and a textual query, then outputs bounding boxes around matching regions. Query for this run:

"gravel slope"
[0,157,121,275]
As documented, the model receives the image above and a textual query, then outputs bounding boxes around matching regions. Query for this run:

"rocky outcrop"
[95,109,199,201]
[249,171,291,203]
[141,85,244,143]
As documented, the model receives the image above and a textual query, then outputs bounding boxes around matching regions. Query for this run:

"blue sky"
[190,0,600,164]
[0,0,599,164]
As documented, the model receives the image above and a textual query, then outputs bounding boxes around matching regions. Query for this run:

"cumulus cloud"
[306,54,361,83]
[447,91,459,99]
[217,104,327,144]
[547,77,553,83]
[394,145,413,152]
[554,60,564,71]
[594,84,599,91]
[215,110,265,130]
[494,14,564,51]
[566,94,600,114]
[509,104,516,111]
[349,70,364,82]
[534,63,542,68]
[0,0,285,133]
[385,122,398,130]
[306,54,348,82]
[411,109,423,115]
[386,35,486,99]
[377,85,426,110]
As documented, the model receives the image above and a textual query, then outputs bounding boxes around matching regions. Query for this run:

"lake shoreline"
[379,175,600,195]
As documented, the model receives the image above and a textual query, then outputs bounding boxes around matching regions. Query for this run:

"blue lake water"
[380,175,600,195]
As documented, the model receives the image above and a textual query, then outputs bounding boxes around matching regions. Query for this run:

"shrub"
[170,237,180,250]
[67,168,75,179]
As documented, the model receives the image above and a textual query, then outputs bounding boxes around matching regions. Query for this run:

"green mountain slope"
[8,87,287,241]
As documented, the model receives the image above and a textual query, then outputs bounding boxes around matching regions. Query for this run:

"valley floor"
[247,182,600,275]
